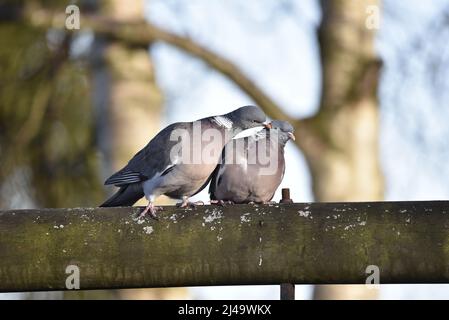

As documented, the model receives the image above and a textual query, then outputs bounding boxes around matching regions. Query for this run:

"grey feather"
[100,183,144,207]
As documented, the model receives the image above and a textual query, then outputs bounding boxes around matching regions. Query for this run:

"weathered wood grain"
[0,201,448,292]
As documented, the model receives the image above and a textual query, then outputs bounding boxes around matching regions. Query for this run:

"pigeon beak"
[288,132,296,141]
[264,122,273,129]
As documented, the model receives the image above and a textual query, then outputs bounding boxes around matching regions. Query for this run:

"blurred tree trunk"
[92,0,163,182]
[85,0,187,300]
[306,0,383,300]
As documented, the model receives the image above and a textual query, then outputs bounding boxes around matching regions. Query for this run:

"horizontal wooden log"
[0,201,449,292]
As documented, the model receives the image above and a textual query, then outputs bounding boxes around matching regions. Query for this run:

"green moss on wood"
[0,201,449,292]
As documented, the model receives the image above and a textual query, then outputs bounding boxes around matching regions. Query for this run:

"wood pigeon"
[209,120,295,204]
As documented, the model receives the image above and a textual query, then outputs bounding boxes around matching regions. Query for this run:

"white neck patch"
[213,116,233,129]
[232,126,265,140]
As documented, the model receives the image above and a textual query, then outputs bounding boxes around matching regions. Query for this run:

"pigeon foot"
[210,200,235,206]
[177,198,204,209]
[139,202,162,219]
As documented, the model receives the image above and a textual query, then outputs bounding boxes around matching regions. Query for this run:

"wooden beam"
[0,201,449,292]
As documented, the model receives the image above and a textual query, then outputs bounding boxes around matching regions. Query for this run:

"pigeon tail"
[100,183,144,207]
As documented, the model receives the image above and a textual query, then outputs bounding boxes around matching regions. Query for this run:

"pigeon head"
[225,105,266,131]
[269,120,295,145]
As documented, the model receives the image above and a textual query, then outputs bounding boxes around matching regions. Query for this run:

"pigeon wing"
[104,122,189,186]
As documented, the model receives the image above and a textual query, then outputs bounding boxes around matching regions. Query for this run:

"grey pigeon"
[100,105,267,217]
[209,120,295,204]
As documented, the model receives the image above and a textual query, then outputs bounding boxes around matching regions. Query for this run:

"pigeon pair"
[100,106,295,217]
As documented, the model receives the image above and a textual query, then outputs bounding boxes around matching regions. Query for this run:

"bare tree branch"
[26,10,292,121]
[22,8,325,156]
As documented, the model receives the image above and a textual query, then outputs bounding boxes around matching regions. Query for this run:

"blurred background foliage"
[0,0,103,208]
[1,0,449,300]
